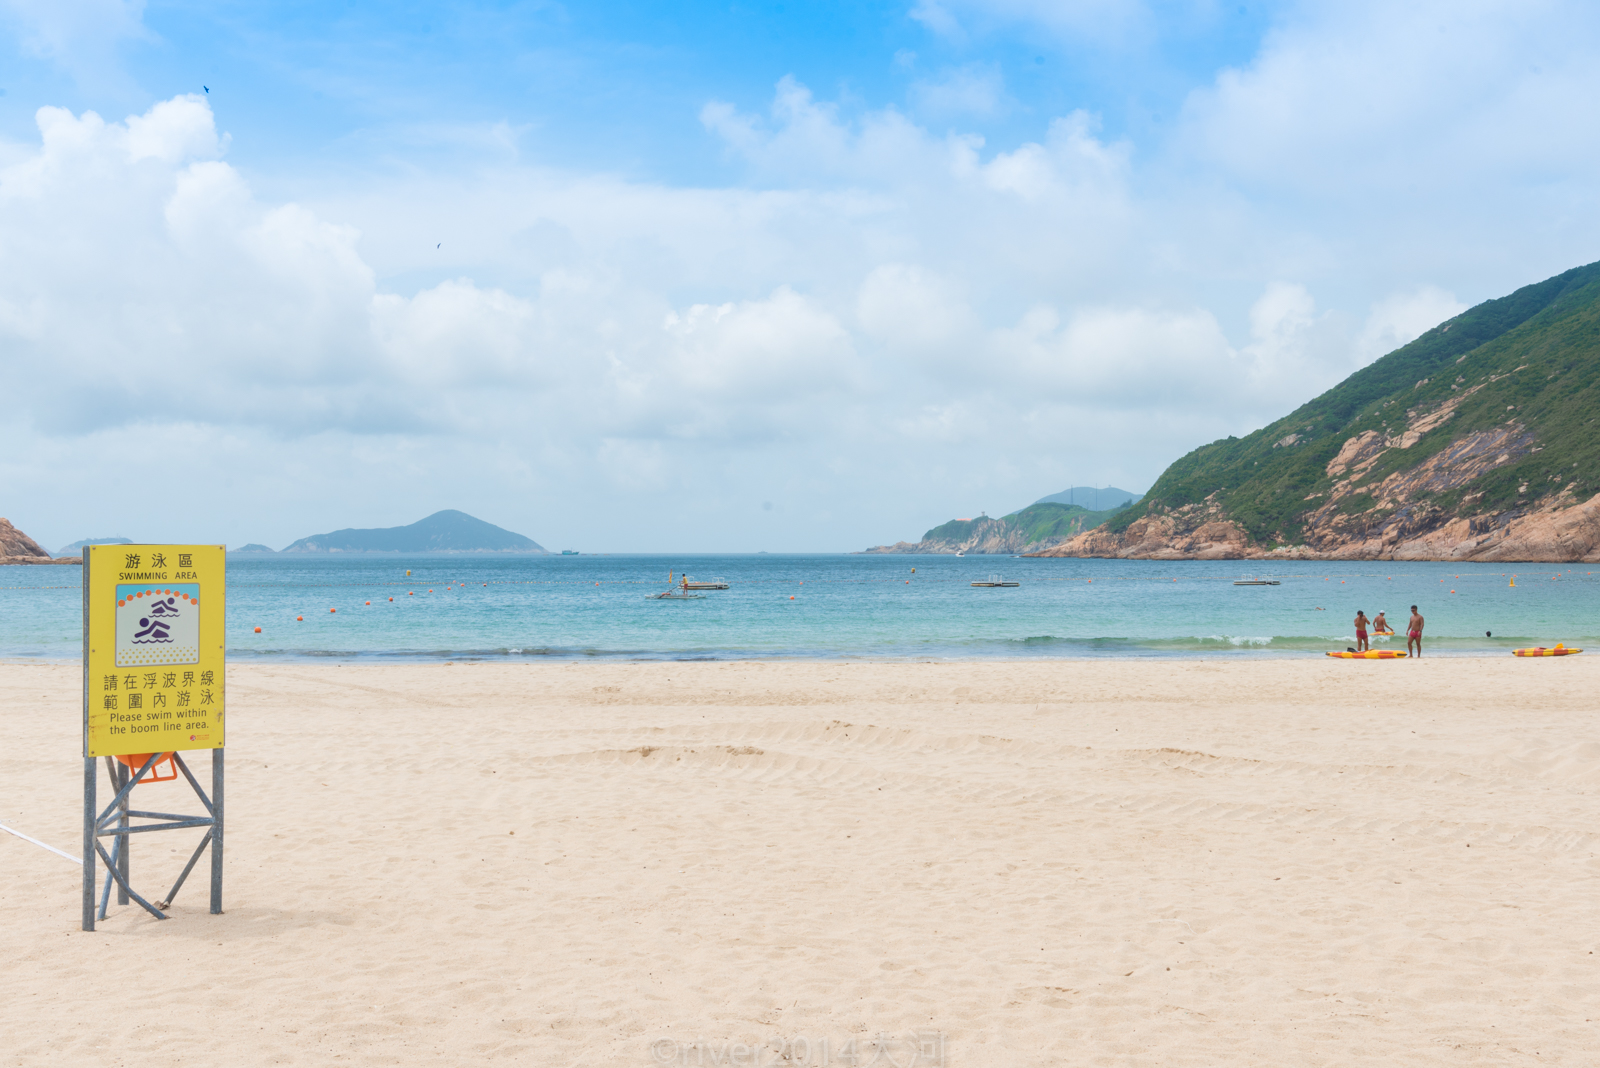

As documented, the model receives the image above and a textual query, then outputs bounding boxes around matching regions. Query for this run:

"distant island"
[861,496,1141,555]
[1032,258,1600,561]
[230,544,277,554]
[56,536,132,557]
[281,510,546,553]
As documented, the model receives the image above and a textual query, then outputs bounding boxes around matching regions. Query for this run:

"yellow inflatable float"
[1512,644,1582,657]
[1326,650,1408,659]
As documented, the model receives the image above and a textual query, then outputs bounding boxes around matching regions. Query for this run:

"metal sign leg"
[81,757,96,932]
[115,760,129,906]
[210,748,224,915]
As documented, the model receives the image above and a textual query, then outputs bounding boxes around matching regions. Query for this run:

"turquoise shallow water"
[2,554,1596,660]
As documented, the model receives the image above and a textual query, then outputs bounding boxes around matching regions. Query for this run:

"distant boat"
[653,571,709,598]
[560,550,580,555]
[1233,575,1280,586]
[972,574,1019,587]
[954,550,966,557]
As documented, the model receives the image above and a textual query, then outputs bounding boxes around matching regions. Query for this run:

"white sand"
[2,657,1598,1066]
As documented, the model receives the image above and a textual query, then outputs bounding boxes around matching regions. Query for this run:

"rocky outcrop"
[0,518,80,564]
[1031,496,1253,560]
[1032,420,1600,562]
[862,541,926,554]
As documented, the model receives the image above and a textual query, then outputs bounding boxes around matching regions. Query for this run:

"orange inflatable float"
[1513,644,1582,657]
[1325,650,1408,659]
[113,752,178,782]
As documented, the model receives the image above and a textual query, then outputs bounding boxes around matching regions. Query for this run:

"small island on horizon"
[279,509,546,554]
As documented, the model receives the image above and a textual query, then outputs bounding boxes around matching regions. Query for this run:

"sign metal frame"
[81,544,225,930]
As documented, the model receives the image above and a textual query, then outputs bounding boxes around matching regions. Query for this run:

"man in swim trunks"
[1373,610,1389,635]
[1354,610,1370,652]
[1407,605,1424,657]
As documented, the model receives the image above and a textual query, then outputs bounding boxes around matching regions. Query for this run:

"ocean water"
[2,554,1596,661]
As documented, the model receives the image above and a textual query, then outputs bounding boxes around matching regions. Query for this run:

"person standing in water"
[1407,605,1424,657]
[1354,610,1371,652]
[1373,610,1389,635]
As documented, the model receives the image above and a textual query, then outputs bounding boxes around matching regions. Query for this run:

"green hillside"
[1108,259,1600,547]
[924,501,1133,548]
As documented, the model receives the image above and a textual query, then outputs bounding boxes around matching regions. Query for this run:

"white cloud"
[1354,286,1467,368]
[910,0,1154,48]
[1,0,150,94]
[0,36,1575,550]
[910,64,1009,118]
[857,264,978,357]
[1180,1,1600,195]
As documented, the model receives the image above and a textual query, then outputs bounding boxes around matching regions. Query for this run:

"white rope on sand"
[0,821,81,865]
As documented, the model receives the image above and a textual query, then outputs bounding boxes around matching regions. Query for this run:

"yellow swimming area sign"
[84,544,225,758]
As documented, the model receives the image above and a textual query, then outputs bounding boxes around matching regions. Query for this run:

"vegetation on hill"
[924,501,1133,548]
[1106,259,1600,547]
[1029,487,1142,510]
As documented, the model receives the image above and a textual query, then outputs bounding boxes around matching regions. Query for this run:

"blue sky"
[3,1,1600,551]
[0,3,1272,182]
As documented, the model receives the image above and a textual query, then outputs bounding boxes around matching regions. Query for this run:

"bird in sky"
[436,243,441,248]
[203,86,209,94]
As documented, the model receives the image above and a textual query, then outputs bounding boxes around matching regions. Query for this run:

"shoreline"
[0,643,1574,666]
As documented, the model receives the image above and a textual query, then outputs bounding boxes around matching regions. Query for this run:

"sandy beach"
[2,657,1597,1066]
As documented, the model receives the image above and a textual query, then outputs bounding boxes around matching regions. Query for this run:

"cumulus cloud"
[0,50,1551,549]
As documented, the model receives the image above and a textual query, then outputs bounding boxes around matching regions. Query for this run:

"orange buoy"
[790,595,795,600]
[409,592,414,596]
[389,597,394,602]
[113,752,177,781]
[254,626,261,633]
[330,608,336,613]
[297,615,303,621]
[1451,590,1456,593]
[365,601,371,605]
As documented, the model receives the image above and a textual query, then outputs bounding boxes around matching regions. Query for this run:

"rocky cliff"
[0,518,80,564]
[1032,259,1600,562]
